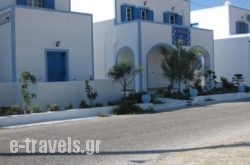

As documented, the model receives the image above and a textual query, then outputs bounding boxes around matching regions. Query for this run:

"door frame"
[45,49,69,82]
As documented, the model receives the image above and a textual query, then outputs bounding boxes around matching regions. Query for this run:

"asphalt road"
[0,100,250,165]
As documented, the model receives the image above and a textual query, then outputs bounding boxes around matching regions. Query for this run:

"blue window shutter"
[16,0,27,5]
[43,0,55,9]
[244,23,249,33]
[163,12,170,23]
[133,7,140,20]
[177,15,183,25]
[147,10,154,21]
[121,5,127,22]
[236,21,241,34]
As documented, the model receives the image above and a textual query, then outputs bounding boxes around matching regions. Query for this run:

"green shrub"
[0,107,10,116]
[65,103,73,110]
[6,105,22,115]
[127,91,149,103]
[30,105,40,113]
[164,91,189,100]
[245,85,250,92]
[95,103,103,107]
[78,100,90,108]
[221,77,236,91]
[108,99,122,106]
[46,104,60,112]
[114,98,143,115]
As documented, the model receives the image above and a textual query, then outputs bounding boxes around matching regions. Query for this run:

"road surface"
[0,100,250,164]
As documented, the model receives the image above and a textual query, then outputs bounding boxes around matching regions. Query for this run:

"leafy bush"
[0,106,23,116]
[6,105,23,115]
[245,85,250,92]
[94,103,103,107]
[164,91,189,100]
[126,91,154,103]
[85,80,98,106]
[108,99,122,106]
[78,100,90,108]
[46,104,60,112]
[221,77,236,91]
[30,105,40,113]
[65,103,73,110]
[113,98,144,115]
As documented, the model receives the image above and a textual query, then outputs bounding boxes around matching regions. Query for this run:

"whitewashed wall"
[55,0,71,11]
[14,7,93,82]
[0,80,122,109]
[0,0,15,8]
[0,9,12,82]
[215,36,250,85]
[0,83,20,106]
[93,20,139,79]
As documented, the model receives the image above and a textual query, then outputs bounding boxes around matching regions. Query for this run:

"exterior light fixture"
[144,1,147,6]
[56,41,60,47]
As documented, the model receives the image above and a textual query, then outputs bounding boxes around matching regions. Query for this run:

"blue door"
[47,52,67,82]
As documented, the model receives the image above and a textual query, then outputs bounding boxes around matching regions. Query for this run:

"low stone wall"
[0,80,122,109]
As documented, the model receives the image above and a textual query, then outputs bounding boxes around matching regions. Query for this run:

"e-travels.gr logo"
[10,137,101,155]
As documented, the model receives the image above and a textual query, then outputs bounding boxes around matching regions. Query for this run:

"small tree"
[161,45,202,92]
[108,60,143,97]
[232,74,244,86]
[204,70,217,91]
[85,80,98,107]
[20,71,37,114]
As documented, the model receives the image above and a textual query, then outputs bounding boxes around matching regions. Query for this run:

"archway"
[116,47,135,91]
[189,46,210,69]
[189,46,211,86]
[147,44,175,90]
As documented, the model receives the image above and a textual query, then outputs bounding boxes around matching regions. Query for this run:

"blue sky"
[190,0,250,10]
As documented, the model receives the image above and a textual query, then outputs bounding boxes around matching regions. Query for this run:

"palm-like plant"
[161,46,202,92]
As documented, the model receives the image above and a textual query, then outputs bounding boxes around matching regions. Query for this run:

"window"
[141,9,147,20]
[236,21,249,34]
[169,14,176,24]
[27,0,43,7]
[164,12,183,25]
[121,5,154,22]
[126,7,133,21]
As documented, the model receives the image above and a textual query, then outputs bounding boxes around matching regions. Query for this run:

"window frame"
[27,0,43,8]
[236,21,249,34]
[141,9,147,20]
[126,7,133,21]
[169,14,176,24]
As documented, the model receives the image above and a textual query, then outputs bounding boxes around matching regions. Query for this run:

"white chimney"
[224,0,231,5]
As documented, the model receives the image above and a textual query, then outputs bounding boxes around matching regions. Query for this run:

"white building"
[0,0,123,108]
[191,0,250,85]
[73,0,214,91]
[0,0,93,83]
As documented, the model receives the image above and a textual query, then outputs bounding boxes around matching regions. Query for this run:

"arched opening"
[147,44,175,90]
[189,46,210,69]
[116,47,135,91]
[189,46,211,86]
